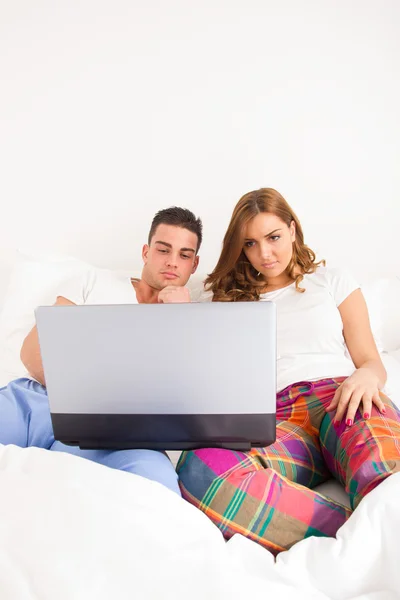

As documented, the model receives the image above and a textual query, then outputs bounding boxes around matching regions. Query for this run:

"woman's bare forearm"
[358,359,387,390]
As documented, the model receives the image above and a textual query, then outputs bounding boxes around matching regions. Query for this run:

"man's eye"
[244,241,255,248]
[158,249,168,253]
[181,254,191,259]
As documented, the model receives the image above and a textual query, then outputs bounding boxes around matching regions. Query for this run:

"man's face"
[141,224,199,290]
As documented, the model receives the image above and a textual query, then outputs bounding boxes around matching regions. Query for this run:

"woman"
[177,187,400,555]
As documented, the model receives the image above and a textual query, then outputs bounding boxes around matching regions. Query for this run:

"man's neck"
[131,278,160,304]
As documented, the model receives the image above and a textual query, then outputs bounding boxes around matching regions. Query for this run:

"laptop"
[35,302,276,451]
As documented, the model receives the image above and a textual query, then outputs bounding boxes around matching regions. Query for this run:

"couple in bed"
[1,188,400,555]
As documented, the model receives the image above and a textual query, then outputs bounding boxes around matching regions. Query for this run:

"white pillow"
[378,277,400,351]
[362,277,400,353]
[381,353,400,408]
[392,348,400,362]
[0,250,92,383]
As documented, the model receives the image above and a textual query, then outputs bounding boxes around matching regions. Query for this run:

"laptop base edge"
[51,412,276,452]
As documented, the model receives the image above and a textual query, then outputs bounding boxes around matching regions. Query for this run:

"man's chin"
[159,278,182,288]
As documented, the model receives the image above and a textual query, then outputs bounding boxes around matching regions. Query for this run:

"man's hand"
[158,286,191,303]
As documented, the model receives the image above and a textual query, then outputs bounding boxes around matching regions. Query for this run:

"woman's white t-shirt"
[200,267,360,393]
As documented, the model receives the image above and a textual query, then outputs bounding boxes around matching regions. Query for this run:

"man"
[1,207,202,495]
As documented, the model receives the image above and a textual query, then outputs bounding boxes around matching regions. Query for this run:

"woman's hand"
[326,368,386,426]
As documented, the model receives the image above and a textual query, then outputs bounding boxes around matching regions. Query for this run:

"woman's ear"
[290,220,296,242]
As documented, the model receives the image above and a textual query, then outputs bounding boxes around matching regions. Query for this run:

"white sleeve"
[327,268,360,307]
[197,288,213,303]
[56,269,96,305]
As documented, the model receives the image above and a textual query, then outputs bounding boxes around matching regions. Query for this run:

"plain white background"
[0,0,399,282]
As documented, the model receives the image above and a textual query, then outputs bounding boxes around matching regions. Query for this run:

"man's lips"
[161,272,179,279]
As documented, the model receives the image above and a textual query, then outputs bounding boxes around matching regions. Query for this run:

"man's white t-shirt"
[200,267,360,393]
[20,269,137,382]
[57,268,138,306]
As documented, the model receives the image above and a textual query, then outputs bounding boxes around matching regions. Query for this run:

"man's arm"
[20,296,76,386]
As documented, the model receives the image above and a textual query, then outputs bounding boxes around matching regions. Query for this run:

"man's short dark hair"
[148,206,203,253]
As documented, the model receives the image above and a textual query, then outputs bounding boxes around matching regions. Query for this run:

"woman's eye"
[244,241,255,248]
[270,236,280,242]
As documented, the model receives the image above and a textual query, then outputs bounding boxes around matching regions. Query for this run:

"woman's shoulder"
[305,265,357,285]
[305,266,360,304]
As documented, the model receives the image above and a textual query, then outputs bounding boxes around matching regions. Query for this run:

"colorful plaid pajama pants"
[177,377,400,554]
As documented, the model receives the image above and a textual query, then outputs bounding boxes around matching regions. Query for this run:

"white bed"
[1,250,400,599]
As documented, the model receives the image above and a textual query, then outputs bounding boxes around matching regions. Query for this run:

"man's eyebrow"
[155,241,196,253]
[244,228,282,240]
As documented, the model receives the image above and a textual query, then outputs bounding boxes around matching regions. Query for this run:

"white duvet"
[0,445,399,600]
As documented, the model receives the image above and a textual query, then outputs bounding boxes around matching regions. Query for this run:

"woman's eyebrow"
[244,228,282,241]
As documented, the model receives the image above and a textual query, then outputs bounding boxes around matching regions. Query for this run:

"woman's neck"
[261,266,301,292]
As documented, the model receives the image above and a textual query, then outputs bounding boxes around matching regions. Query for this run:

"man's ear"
[191,255,199,275]
[142,244,149,264]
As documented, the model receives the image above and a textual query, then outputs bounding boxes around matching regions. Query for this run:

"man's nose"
[165,253,179,268]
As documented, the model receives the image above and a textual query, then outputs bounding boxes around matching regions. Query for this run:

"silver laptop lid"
[35,302,276,416]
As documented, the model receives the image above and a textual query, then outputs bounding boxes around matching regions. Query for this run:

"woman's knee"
[177,448,245,501]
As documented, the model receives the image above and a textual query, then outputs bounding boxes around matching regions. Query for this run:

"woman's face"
[242,212,296,286]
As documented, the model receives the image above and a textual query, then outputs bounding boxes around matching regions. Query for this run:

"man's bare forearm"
[20,325,45,385]
[20,296,76,387]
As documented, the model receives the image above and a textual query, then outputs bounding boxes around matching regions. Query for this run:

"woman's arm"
[340,288,387,387]
[326,288,387,424]
[20,296,76,386]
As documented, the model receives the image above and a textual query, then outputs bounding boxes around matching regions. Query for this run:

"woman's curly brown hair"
[205,188,324,301]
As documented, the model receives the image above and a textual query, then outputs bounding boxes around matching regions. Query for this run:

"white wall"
[0,0,399,282]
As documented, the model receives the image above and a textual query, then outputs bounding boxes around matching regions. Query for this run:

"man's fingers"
[158,286,190,304]
[158,285,177,302]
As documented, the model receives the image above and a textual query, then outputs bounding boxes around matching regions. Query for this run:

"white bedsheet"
[0,444,399,600]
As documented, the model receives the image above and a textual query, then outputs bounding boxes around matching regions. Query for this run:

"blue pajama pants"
[0,378,180,495]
